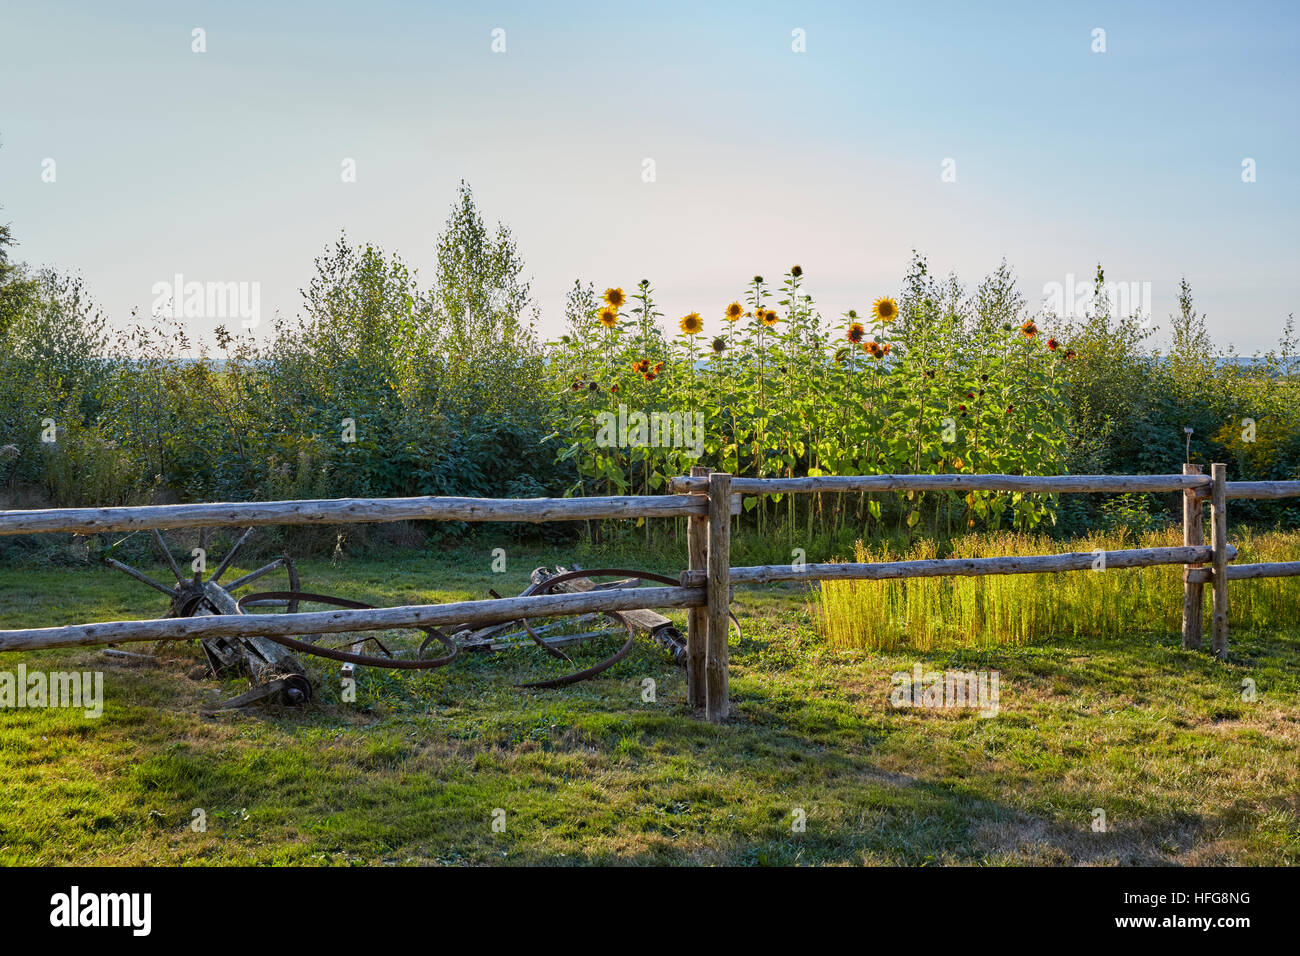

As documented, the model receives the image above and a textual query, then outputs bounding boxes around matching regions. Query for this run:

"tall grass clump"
[817,529,1300,651]
[1226,528,1300,633]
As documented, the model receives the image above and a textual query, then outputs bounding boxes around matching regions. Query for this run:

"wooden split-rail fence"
[1,463,1298,722]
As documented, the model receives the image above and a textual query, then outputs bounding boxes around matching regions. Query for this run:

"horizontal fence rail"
[0,494,740,536]
[1185,561,1300,584]
[1219,481,1300,500]
[680,545,1234,588]
[669,473,1300,500]
[669,473,1215,495]
[0,585,706,653]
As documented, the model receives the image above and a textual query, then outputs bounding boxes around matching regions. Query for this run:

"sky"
[1,0,1297,353]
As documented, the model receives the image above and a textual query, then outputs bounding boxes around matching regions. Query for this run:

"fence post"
[685,466,710,710]
[1181,463,1204,650]
[1210,462,1229,659]
[705,472,732,722]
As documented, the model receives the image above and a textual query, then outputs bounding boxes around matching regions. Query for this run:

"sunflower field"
[547,265,1072,542]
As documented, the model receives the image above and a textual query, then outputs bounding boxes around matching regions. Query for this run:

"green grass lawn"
[0,541,1297,866]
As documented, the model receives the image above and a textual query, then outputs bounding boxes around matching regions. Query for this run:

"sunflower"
[653,361,665,373]
[632,358,651,374]
[791,264,803,278]
[865,341,884,358]
[1064,348,1077,360]
[846,322,866,344]
[881,342,892,356]
[679,312,703,335]
[603,287,626,309]
[872,296,898,323]
[643,371,657,382]
[724,301,744,322]
[1046,337,1059,351]
[833,347,850,364]
[711,336,727,354]
[570,380,584,391]
[598,307,618,328]
[1020,320,1038,339]
[760,309,779,327]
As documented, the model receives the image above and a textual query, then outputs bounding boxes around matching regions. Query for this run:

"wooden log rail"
[669,473,1300,500]
[680,545,1234,588]
[1185,561,1300,583]
[0,494,734,536]
[669,473,1214,495]
[1220,481,1300,500]
[0,585,706,653]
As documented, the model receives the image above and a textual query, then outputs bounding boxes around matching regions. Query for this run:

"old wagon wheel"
[512,568,681,689]
[100,526,301,634]
[98,526,316,705]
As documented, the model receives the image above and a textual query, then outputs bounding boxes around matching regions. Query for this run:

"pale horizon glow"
[1,0,1297,354]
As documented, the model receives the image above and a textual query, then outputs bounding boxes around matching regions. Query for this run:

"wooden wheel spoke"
[209,527,254,585]
[151,529,186,584]
[223,557,286,593]
[105,557,178,598]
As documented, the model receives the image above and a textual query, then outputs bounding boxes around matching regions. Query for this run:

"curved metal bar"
[234,591,459,669]
[514,567,686,689]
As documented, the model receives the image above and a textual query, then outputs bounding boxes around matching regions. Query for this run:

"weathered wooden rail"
[0,585,705,652]
[680,545,1235,587]
[0,494,728,535]
[1,465,1297,720]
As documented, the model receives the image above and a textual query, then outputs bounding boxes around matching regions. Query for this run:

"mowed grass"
[0,540,1297,866]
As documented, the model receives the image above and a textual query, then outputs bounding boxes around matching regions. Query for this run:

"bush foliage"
[2,187,1297,547]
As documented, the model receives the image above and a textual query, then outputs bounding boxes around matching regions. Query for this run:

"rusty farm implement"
[94,523,698,708]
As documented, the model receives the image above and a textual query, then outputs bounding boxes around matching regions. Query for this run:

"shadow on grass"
[2,612,1295,864]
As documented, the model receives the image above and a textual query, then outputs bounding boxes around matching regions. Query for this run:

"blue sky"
[1,0,1296,351]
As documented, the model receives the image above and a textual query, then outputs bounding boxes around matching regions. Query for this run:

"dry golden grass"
[818,528,1300,651]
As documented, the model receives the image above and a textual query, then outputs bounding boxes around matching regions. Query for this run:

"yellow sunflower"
[724,301,744,322]
[872,296,898,323]
[604,287,625,309]
[679,312,703,336]
[760,309,779,327]
[598,307,619,328]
